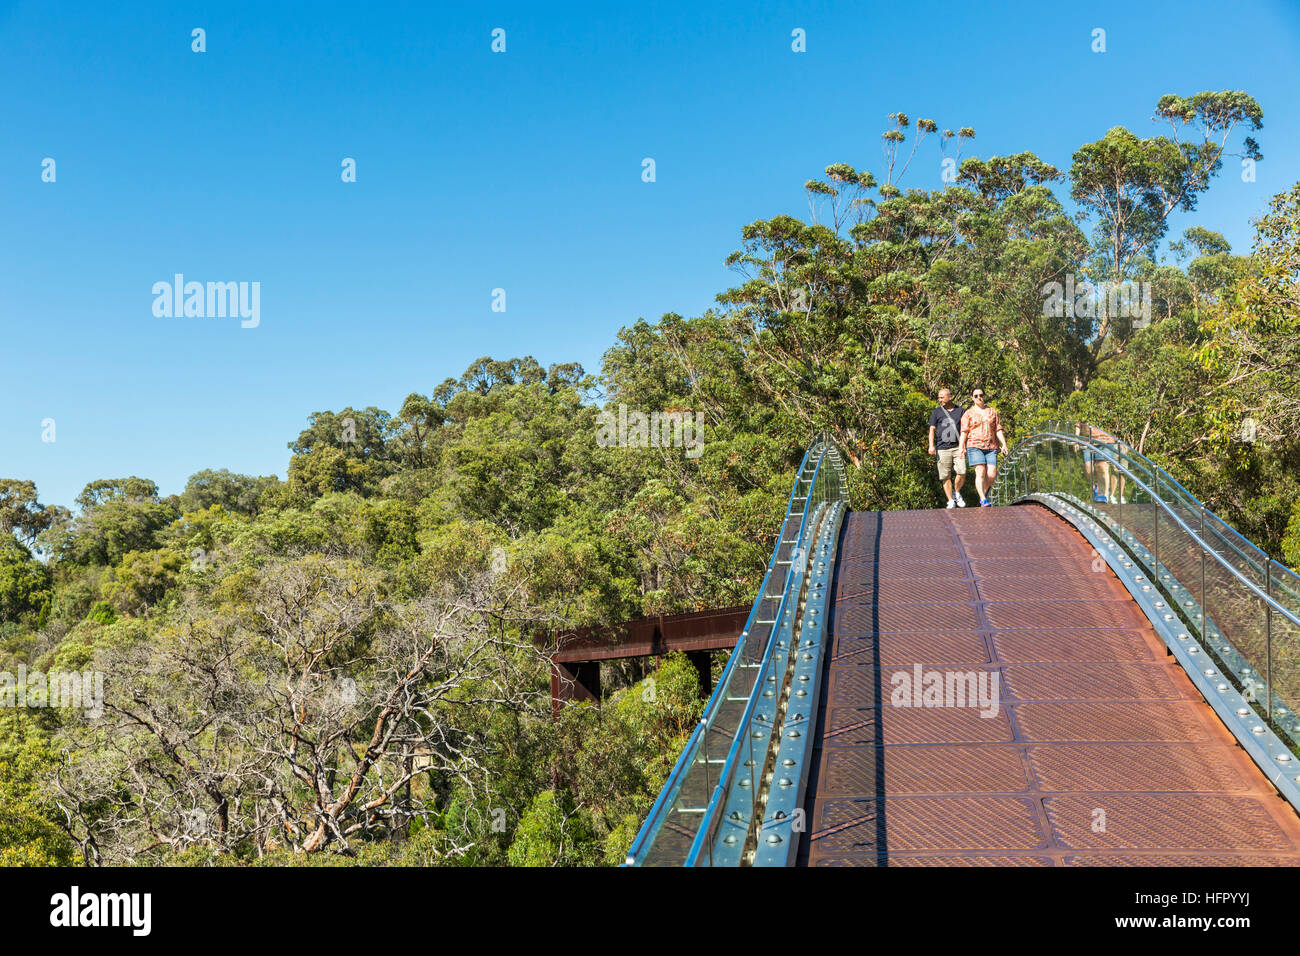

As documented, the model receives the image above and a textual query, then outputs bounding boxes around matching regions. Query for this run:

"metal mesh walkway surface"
[797,505,1300,866]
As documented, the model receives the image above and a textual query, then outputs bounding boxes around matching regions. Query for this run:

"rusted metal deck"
[797,505,1300,866]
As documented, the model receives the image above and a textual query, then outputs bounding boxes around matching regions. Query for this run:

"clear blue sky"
[3,0,1298,509]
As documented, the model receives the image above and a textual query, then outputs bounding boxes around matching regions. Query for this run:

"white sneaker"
[956,495,966,507]
[946,498,957,509]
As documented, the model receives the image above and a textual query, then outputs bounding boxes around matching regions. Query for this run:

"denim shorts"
[966,447,998,467]
[1083,443,1116,464]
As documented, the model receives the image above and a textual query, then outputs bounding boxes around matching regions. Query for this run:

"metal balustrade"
[624,436,849,866]
[999,422,1300,766]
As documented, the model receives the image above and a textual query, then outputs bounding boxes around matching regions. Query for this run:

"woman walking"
[957,388,1009,507]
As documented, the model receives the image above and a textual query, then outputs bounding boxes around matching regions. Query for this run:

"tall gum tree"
[1069,91,1263,377]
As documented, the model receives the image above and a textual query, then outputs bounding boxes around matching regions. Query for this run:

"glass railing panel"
[1200,531,1267,675]
[1002,425,1300,751]
[706,689,749,741]
[1203,513,1263,575]
[1154,507,1205,615]
[631,441,848,866]
[1204,517,1266,599]
[1157,506,1204,613]
[1270,610,1300,742]
[1272,562,1300,618]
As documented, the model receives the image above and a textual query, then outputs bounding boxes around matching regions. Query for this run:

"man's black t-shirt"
[930,404,965,449]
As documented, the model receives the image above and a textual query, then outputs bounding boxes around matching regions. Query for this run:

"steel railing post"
[1152,462,1159,581]
[700,718,713,866]
[1199,507,1206,636]
[1266,556,1273,720]
[747,716,756,852]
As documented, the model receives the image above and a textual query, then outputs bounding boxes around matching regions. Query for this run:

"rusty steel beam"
[544,605,746,716]
[550,606,746,662]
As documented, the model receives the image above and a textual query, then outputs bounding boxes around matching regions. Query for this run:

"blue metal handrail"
[625,436,848,866]
[682,469,838,865]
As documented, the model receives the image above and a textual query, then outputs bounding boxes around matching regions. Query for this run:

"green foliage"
[0,716,76,866]
[75,477,161,510]
[547,653,705,863]
[1282,505,1300,570]
[0,479,61,547]
[288,446,382,499]
[362,499,420,564]
[46,495,179,567]
[1202,181,1300,443]
[0,537,52,625]
[179,469,279,517]
[507,790,600,867]
[102,549,184,616]
[85,601,117,626]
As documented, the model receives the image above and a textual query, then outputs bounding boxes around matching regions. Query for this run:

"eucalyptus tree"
[51,551,561,862]
[1202,181,1300,444]
[1069,90,1263,372]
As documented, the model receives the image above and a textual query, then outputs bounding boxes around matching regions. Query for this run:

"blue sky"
[3,0,1298,509]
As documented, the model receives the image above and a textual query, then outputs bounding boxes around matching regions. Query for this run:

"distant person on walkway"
[958,388,1008,507]
[928,387,967,509]
[1077,422,1124,504]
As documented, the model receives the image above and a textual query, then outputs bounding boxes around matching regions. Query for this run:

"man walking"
[928,387,967,508]
[957,387,1009,507]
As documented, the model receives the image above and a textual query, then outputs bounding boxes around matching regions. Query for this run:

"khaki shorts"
[937,447,966,480]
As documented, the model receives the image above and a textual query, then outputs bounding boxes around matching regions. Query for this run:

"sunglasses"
[972,393,985,398]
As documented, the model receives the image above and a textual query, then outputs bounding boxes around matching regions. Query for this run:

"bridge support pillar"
[551,660,601,717]
[686,650,713,696]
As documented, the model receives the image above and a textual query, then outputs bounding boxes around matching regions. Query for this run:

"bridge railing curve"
[1000,421,1300,783]
[624,436,849,866]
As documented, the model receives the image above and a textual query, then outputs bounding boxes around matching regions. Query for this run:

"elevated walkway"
[626,425,1300,866]
[797,506,1300,865]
